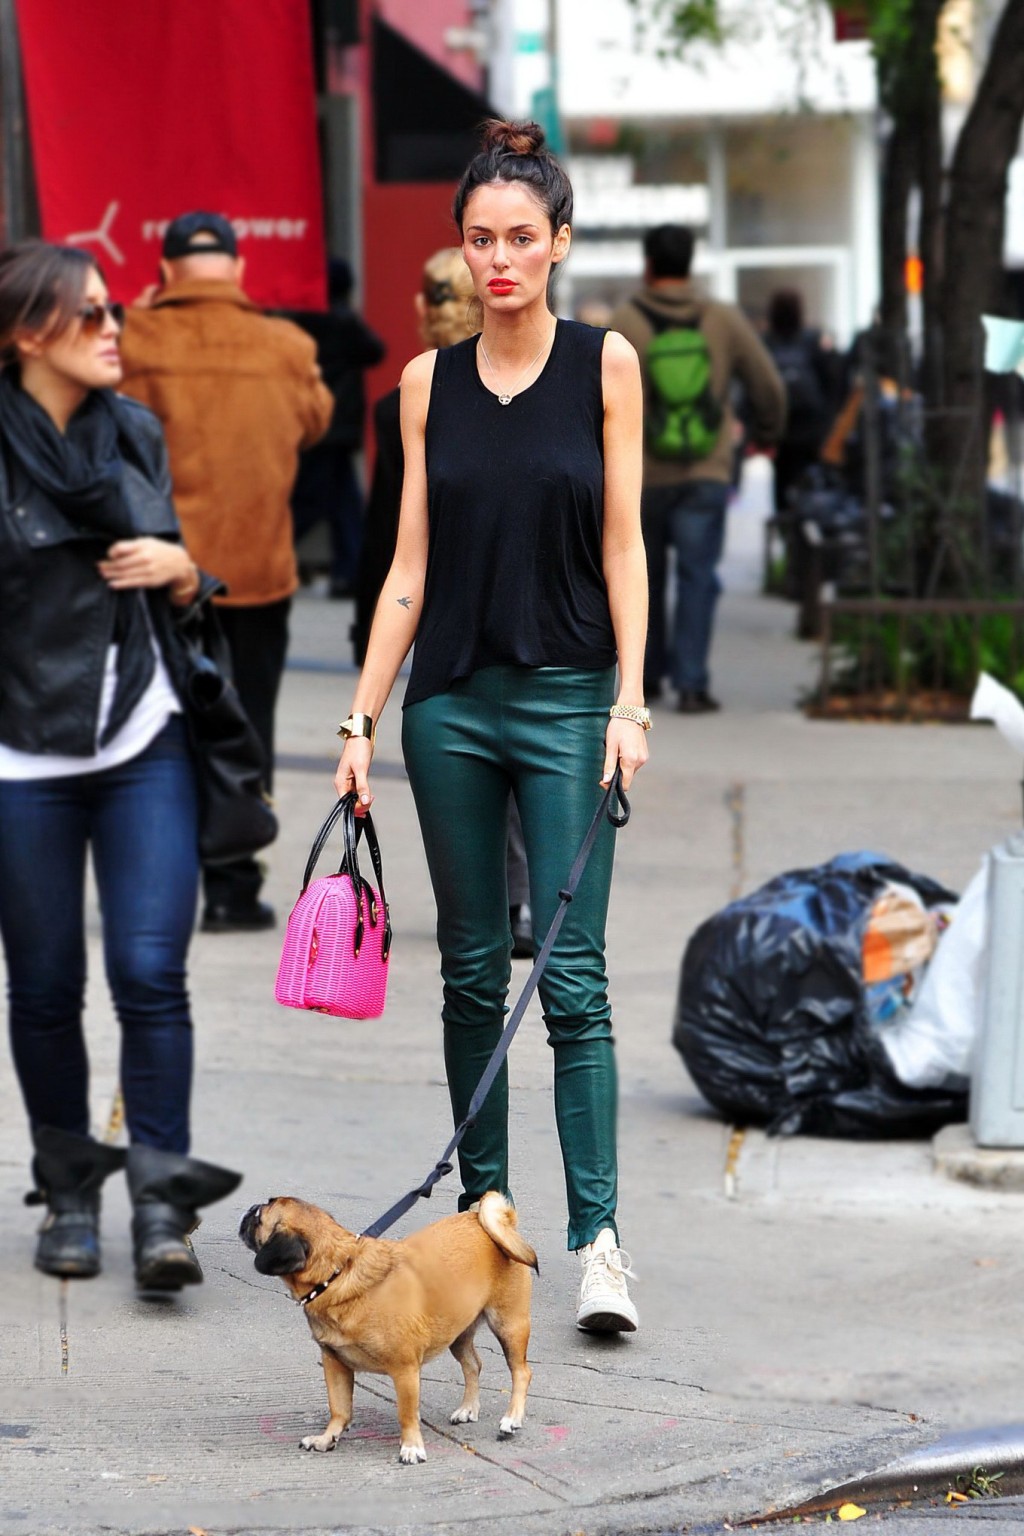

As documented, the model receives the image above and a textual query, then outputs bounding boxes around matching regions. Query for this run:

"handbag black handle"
[301,794,392,962]
[301,795,348,891]
[339,797,392,961]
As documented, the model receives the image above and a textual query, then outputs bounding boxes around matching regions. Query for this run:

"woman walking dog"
[335,120,648,1333]
[0,241,239,1289]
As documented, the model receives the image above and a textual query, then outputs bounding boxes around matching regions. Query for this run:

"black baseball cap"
[162,211,238,260]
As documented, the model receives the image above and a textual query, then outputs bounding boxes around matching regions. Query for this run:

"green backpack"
[634,300,723,463]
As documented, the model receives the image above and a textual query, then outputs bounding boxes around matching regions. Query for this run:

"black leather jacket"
[0,394,192,756]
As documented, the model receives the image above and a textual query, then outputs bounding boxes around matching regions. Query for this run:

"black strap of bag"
[302,792,392,961]
[174,581,279,865]
[632,296,703,336]
[360,770,630,1240]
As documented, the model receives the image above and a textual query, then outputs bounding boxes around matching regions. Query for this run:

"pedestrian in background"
[282,257,386,597]
[353,247,475,664]
[336,119,649,1334]
[120,211,334,933]
[610,225,786,712]
[0,241,239,1290]
[763,287,840,517]
[353,245,532,959]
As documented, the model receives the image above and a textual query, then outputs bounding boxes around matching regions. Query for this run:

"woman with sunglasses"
[0,241,239,1292]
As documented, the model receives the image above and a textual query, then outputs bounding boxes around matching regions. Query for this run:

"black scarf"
[0,375,155,744]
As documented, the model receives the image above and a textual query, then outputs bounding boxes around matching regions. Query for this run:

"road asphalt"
[4,474,1024,1535]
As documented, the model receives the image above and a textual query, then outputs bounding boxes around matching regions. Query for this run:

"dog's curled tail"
[476,1192,539,1273]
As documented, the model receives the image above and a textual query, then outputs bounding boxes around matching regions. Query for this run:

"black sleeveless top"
[404,318,617,707]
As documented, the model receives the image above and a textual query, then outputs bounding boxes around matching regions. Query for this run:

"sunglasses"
[76,300,125,333]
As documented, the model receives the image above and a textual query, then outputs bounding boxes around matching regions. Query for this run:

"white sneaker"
[576,1227,638,1333]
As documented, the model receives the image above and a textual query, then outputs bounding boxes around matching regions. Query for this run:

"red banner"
[833,6,871,42]
[16,0,326,308]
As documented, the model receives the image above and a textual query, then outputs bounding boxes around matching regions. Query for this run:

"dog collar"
[296,1269,342,1307]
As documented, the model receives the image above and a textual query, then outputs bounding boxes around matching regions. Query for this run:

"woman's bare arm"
[334,350,435,803]
[600,329,649,790]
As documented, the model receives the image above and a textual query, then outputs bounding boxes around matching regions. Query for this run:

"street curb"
[739,1422,1024,1522]
[933,1123,1024,1191]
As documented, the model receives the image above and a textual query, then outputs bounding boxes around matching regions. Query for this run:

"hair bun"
[481,118,546,157]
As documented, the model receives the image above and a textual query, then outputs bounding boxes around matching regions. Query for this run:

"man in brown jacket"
[611,225,786,712]
[120,210,334,931]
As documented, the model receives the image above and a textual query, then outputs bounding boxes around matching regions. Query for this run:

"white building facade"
[490,0,880,344]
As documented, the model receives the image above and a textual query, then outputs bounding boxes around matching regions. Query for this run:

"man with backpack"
[611,226,785,711]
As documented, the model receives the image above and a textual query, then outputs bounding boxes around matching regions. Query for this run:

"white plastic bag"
[878,864,987,1090]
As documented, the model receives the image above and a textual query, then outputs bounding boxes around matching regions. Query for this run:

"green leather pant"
[402,665,619,1251]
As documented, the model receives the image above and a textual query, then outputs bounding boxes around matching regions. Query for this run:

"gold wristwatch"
[609,704,652,730]
[337,712,375,744]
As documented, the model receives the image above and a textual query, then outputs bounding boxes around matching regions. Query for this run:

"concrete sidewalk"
[4,483,1024,1535]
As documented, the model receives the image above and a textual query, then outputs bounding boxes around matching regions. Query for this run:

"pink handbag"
[275,794,391,1019]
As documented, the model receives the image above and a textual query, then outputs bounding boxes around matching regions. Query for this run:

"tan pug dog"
[239,1191,536,1464]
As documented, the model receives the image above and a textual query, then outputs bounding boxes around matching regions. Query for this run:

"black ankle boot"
[126,1145,242,1291]
[26,1127,127,1279]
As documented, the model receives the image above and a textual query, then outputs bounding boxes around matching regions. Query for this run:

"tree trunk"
[937,0,1024,553]
[877,0,945,384]
[878,117,914,343]
[917,34,943,411]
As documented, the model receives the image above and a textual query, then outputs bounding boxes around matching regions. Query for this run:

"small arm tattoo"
[397,596,412,609]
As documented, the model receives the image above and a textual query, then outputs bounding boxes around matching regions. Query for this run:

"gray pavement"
[5,477,1024,1535]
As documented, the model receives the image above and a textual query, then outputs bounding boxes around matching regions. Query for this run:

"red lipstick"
[488,279,516,293]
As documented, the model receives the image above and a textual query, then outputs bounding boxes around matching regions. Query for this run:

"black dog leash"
[360,770,631,1240]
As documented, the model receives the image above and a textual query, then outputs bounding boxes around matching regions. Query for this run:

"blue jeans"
[0,717,199,1153]
[643,480,729,693]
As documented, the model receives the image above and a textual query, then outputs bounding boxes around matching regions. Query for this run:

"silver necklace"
[478,325,556,405]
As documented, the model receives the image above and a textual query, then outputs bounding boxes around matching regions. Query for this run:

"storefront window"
[626,127,709,188]
[726,117,852,247]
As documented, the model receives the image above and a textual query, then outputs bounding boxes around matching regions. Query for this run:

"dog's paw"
[449,1405,480,1425]
[498,1415,522,1439]
[399,1442,427,1464]
[300,1432,340,1453]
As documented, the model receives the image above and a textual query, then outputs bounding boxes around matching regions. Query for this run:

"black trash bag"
[673,851,967,1138]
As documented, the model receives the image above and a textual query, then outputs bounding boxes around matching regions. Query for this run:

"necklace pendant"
[497,392,512,406]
